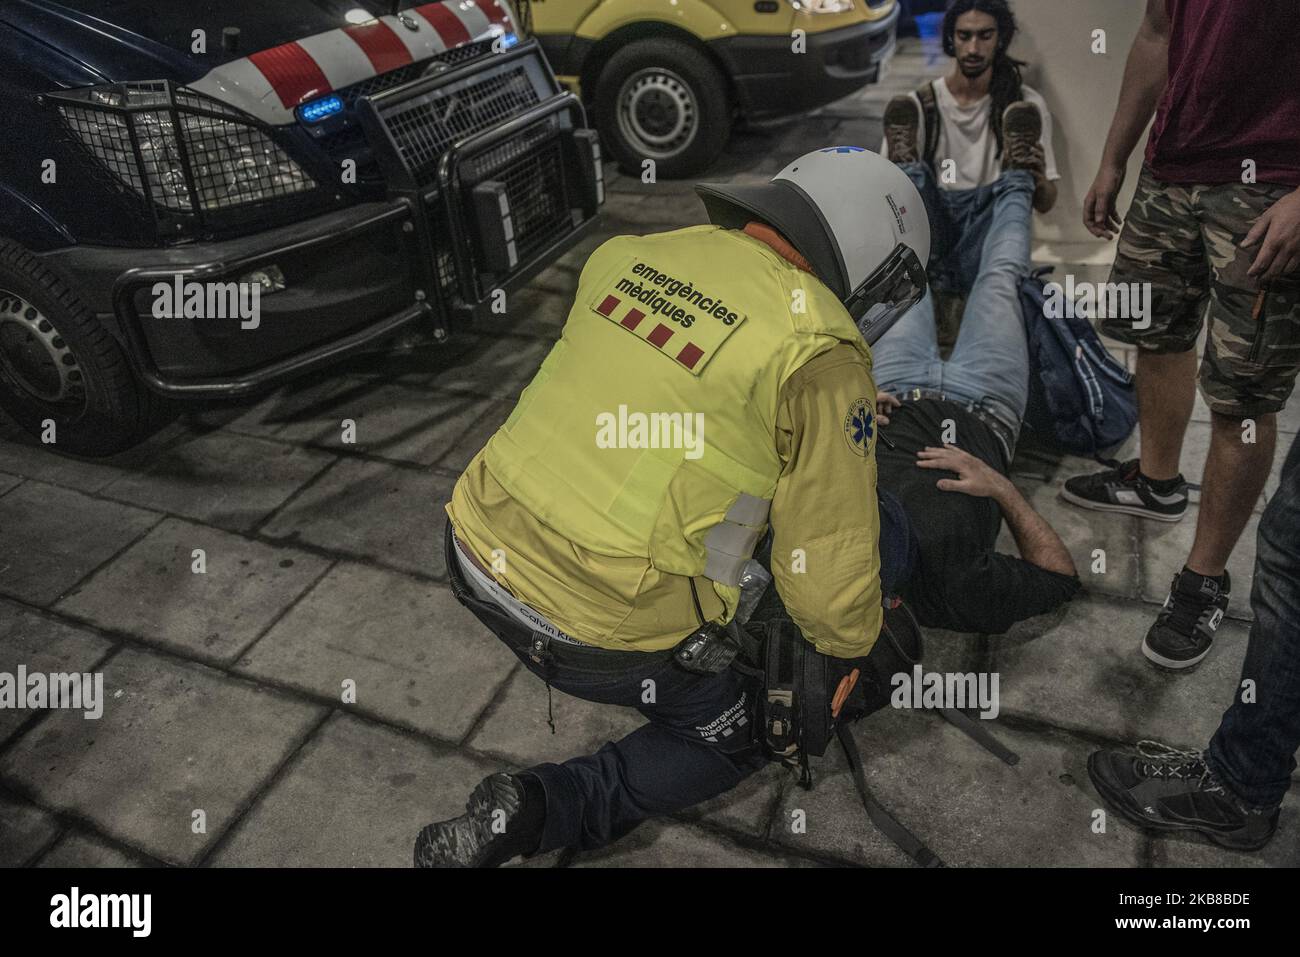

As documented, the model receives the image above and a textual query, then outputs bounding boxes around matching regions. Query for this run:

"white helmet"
[696,146,930,343]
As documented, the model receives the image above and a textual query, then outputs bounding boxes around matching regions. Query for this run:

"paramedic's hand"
[1083,164,1125,241]
[1245,188,1300,281]
[916,444,1010,500]
[875,391,901,426]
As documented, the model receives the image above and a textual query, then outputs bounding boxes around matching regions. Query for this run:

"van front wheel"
[594,39,732,179]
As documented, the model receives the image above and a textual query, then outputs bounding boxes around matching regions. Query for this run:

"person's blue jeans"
[1206,435,1300,809]
[872,165,1036,432]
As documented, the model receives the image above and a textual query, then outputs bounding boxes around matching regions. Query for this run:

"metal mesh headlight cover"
[53,81,316,215]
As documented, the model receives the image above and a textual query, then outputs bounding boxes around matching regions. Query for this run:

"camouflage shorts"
[1102,165,1300,417]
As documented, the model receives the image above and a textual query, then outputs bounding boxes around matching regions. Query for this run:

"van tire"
[594,39,732,179]
[0,240,174,457]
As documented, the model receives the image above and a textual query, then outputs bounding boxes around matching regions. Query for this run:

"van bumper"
[712,4,900,119]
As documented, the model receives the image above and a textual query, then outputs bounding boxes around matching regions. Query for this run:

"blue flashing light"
[299,94,344,123]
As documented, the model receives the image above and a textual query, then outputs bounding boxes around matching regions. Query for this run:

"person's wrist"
[988,473,1017,504]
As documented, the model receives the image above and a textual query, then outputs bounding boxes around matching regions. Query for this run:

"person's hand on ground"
[875,391,901,426]
[1244,188,1300,281]
[916,444,1010,499]
[1083,164,1126,240]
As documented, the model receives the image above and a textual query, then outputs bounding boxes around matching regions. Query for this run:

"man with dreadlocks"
[880,0,1057,291]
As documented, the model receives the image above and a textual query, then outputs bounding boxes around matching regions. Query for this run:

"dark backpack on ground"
[1020,266,1138,461]
[745,601,1018,868]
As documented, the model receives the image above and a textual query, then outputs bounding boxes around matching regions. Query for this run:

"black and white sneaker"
[1088,741,1278,851]
[1061,459,1188,521]
[1142,569,1230,670]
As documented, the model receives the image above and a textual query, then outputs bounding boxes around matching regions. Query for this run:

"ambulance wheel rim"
[0,289,85,411]
[617,68,698,158]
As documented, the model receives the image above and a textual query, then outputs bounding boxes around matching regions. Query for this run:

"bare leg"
[1186,411,1277,577]
[1136,348,1198,481]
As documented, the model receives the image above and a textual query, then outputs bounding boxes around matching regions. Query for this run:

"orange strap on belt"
[831,668,860,719]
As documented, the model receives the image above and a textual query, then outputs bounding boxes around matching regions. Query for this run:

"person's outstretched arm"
[1083,0,1172,240]
[916,444,1076,577]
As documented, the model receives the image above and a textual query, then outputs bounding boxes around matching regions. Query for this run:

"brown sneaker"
[884,95,921,165]
[1001,101,1044,177]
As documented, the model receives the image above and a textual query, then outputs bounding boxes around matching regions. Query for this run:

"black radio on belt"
[674,623,741,674]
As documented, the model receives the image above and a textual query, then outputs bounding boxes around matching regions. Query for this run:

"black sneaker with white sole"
[413,771,545,868]
[1061,459,1188,521]
[1142,568,1230,669]
[1088,741,1278,851]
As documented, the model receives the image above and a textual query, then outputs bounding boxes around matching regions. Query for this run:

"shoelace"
[884,125,918,163]
[1158,573,1221,636]
[1134,740,1224,793]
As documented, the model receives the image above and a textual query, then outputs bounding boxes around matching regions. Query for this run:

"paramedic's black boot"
[884,95,921,165]
[1001,101,1044,177]
[1061,459,1188,521]
[1142,568,1230,670]
[1088,741,1278,851]
[413,771,546,868]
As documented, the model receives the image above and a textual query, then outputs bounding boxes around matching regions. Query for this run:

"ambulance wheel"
[0,240,174,457]
[594,39,732,179]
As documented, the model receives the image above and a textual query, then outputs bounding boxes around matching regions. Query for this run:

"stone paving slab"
[990,594,1247,747]
[1141,504,1259,622]
[0,481,160,607]
[774,708,1145,867]
[231,380,502,469]
[0,419,187,495]
[0,790,61,866]
[237,565,517,742]
[56,518,330,666]
[1000,478,1141,600]
[435,397,516,473]
[100,431,335,534]
[259,456,455,578]
[386,334,557,399]
[0,602,115,746]
[209,712,495,867]
[0,647,325,865]
[37,830,151,868]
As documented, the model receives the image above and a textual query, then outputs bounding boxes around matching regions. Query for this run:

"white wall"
[1012,0,1151,275]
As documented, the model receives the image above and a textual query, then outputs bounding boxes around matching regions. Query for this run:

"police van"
[523,0,900,177]
[0,0,604,455]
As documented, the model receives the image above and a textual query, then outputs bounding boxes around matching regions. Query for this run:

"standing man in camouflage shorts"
[1063,0,1300,669]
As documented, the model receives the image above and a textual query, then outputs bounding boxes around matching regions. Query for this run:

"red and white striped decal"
[187,0,515,125]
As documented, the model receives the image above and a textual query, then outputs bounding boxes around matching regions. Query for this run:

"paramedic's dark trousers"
[445,525,767,853]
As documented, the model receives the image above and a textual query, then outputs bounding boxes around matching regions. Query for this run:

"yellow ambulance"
[521,0,900,177]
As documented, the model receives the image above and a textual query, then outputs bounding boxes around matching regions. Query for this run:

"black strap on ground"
[937,707,1021,766]
[835,722,944,868]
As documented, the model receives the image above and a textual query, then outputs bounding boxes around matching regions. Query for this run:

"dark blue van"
[0,0,603,454]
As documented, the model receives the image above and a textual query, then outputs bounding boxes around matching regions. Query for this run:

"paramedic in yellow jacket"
[416,147,930,867]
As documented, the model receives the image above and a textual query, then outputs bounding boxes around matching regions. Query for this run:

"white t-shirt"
[880,79,1060,191]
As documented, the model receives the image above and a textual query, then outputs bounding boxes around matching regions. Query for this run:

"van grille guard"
[358,41,603,314]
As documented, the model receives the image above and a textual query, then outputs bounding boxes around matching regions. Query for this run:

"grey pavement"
[1,38,1296,868]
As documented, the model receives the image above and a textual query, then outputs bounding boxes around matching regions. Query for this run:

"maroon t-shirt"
[1146,0,1300,186]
